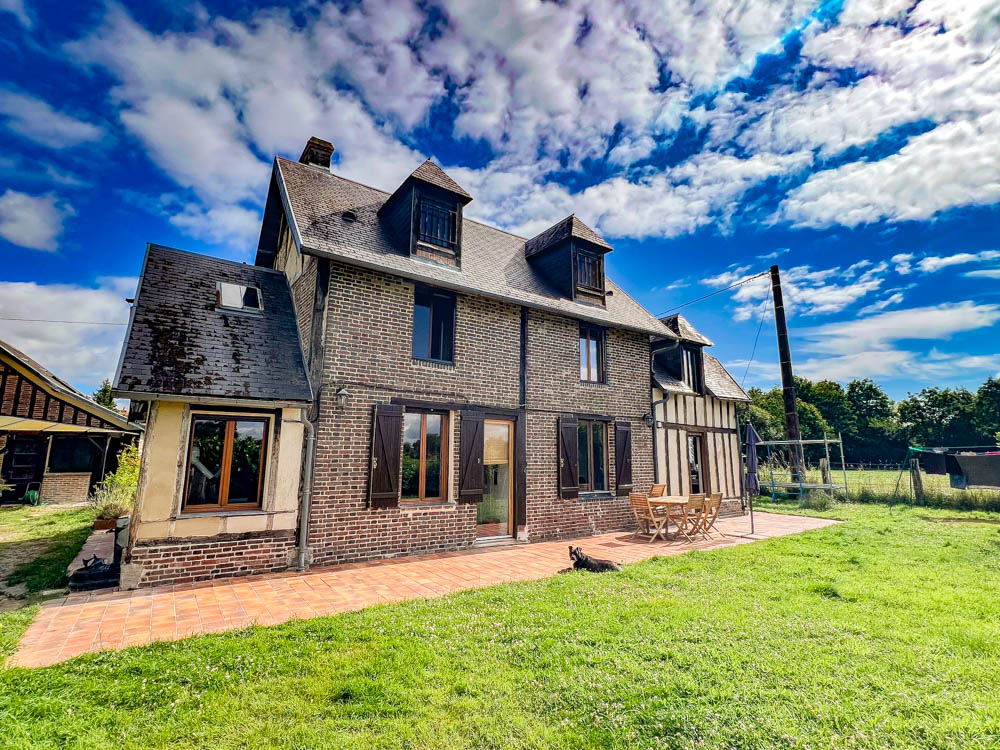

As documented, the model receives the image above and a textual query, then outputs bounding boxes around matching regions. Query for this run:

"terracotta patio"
[9,512,835,668]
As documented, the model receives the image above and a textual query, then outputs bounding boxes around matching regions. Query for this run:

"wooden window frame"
[577,418,610,493]
[682,346,703,394]
[401,410,450,505]
[182,414,269,512]
[412,286,456,364]
[574,249,604,294]
[579,324,606,383]
[416,197,459,252]
[687,432,706,495]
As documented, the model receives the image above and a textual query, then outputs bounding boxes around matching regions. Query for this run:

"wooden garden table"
[648,497,688,537]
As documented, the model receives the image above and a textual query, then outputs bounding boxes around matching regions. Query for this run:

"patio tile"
[6,512,835,668]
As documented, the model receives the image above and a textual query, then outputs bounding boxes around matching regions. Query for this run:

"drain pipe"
[296,403,318,572]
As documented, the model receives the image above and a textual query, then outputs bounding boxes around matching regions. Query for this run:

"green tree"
[844,379,903,463]
[91,378,116,409]
[897,387,977,449]
[973,378,1000,444]
[809,380,857,437]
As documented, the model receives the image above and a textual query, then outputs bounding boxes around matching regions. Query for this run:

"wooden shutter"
[458,409,484,503]
[558,415,579,499]
[615,420,633,496]
[369,403,403,509]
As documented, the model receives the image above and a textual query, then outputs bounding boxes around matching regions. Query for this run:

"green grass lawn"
[0,505,96,593]
[2,502,999,749]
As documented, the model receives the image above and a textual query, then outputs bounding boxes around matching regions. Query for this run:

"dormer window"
[417,198,458,252]
[575,249,604,294]
[682,346,702,392]
[217,282,262,312]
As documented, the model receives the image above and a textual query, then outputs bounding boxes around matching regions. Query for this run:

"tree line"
[740,377,1000,464]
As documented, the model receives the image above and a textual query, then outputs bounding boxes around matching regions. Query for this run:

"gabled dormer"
[657,314,714,395]
[524,215,612,306]
[378,159,473,268]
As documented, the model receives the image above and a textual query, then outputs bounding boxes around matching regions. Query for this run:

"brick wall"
[302,260,654,566]
[523,310,653,539]
[40,472,92,505]
[128,531,295,587]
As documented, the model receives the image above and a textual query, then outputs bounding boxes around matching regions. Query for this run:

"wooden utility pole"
[770,265,804,480]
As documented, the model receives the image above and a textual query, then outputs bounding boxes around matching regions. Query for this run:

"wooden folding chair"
[675,495,706,542]
[650,484,667,498]
[630,493,668,542]
[701,492,724,538]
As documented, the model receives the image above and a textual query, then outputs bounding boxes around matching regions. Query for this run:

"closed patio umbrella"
[744,423,762,498]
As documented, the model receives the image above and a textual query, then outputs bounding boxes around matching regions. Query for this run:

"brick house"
[113,136,748,587]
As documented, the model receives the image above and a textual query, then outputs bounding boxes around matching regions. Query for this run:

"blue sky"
[1,0,999,399]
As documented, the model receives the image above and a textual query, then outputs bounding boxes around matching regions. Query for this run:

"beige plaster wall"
[129,401,305,544]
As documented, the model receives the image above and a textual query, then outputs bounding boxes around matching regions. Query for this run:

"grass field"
[0,505,96,594]
[758,466,1000,510]
[1,502,999,749]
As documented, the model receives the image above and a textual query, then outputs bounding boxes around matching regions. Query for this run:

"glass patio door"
[477,420,513,539]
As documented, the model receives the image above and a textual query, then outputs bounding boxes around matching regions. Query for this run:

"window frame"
[182,414,270,513]
[579,324,606,383]
[574,248,604,293]
[416,197,459,252]
[401,409,450,505]
[412,286,456,364]
[216,282,263,313]
[577,418,609,493]
[681,346,703,393]
[687,432,705,495]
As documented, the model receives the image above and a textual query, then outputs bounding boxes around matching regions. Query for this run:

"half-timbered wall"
[653,386,743,512]
[0,360,121,431]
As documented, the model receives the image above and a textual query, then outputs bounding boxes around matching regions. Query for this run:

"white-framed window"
[217,282,262,312]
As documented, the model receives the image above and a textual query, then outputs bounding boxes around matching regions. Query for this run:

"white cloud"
[168,204,261,252]
[0,0,30,28]
[0,190,75,251]
[789,301,1000,382]
[966,268,1000,279]
[0,90,104,148]
[858,292,905,316]
[0,278,134,394]
[915,249,1000,273]
[891,253,914,275]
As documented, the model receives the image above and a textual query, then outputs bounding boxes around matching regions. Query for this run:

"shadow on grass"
[3,526,94,592]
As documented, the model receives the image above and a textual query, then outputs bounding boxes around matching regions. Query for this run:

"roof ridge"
[147,243,287,276]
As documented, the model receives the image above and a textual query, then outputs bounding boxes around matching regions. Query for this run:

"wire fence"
[755,459,1000,512]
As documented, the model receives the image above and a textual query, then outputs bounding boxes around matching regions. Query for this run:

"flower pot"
[93,518,116,530]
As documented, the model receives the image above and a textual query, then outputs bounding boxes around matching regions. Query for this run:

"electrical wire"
[0,317,127,325]
[741,286,772,388]
[654,270,768,317]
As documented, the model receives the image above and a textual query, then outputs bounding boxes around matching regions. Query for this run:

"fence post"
[909,458,924,505]
[819,457,832,496]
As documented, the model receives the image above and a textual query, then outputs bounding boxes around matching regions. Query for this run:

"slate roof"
[660,313,714,346]
[114,244,312,404]
[704,354,750,402]
[273,158,672,337]
[409,159,472,202]
[651,358,697,397]
[523,214,612,257]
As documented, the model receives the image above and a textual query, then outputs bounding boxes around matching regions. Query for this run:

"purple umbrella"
[744,423,762,498]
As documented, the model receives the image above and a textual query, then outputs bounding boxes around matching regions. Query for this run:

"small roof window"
[217,282,262,312]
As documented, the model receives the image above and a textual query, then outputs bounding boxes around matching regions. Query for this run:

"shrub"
[91,442,140,520]
[798,491,834,511]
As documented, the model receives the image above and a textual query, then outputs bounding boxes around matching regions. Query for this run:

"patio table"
[648,497,688,537]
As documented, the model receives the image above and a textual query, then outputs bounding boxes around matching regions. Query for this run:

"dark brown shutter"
[615,420,633,496]
[369,403,403,508]
[558,415,579,499]
[458,409,485,503]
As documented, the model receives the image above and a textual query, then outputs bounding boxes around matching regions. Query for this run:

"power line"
[0,316,128,326]
[654,270,768,318]
[741,286,773,388]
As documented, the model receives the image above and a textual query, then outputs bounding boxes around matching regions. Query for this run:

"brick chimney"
[298,137,334,170]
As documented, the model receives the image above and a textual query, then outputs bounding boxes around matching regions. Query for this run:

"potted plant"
[90,443,139,530]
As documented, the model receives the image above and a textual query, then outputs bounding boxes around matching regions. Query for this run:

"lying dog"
[567,545,622,573]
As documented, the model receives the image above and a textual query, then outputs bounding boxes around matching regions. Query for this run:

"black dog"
[567,545,622,573]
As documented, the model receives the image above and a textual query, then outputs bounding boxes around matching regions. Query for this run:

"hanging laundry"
[918,450,947,475]
[954,454,1000,490]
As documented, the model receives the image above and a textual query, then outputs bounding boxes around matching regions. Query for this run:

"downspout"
[650,338,682,485]
[297,399,319,572]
